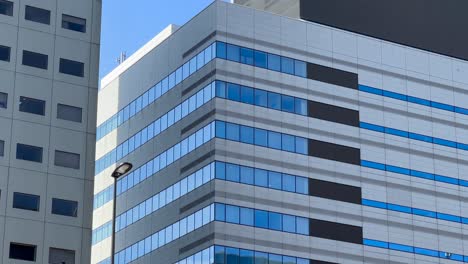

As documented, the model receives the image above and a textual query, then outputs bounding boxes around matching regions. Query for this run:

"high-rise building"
[93,0,468,263]
[0,0,101,263]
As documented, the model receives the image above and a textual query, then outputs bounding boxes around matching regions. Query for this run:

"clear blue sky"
[99,0,215,81]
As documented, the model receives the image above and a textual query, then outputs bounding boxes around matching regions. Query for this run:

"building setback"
[0,0,101,263]
[93,1,468,263]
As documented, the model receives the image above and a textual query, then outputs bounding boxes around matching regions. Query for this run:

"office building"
[0,0,101,263]
[93,0,468,263]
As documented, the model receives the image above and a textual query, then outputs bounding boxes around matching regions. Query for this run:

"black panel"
[308,139,360,165]
[22,50,48,69]
[309,179,361,204]
[311,260,339,264]
[309,219,363,244]
[307,63,358,90]
[308,100,359,127]
[9,243,36,261]
[300,0,468,62]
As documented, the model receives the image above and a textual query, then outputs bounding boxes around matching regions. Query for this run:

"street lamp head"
[111,162,133,179]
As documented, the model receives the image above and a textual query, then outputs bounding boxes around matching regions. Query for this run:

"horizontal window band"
[359,84,468,116]
[360,122,468,151]
[364,238,466,262]
[361,160,468,188]
[363,199,467,224]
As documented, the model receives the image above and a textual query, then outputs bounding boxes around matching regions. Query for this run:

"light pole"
[110,162,133,264]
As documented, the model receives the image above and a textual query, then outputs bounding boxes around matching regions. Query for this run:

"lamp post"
[110,162,133,264]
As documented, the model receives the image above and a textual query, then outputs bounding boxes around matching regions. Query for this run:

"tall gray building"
[0,0,101,263]
[93,1,468,263]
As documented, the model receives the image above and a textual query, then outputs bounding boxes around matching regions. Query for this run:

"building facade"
[93,1,468,263]
[0,0,101,263]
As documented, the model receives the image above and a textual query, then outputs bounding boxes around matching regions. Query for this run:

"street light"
[110,162,133,264]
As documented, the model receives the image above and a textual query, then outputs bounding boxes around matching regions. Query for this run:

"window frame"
[22,50,48,69]
[13,192,40,211]
[24,5,51,25]
[59,58,84,77]
[19,96,46,116]
[16,143,43,163]
[51,198,78,217]
[61,14,86,33]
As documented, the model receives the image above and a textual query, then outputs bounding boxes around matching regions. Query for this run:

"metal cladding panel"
[300,0,468,61]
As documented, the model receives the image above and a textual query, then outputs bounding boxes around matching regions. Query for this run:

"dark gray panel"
[309,219,363,244]
[309,179,361,204]
[307,63,358,90]
[300,0,468,61]
[308,100,359,127]
[308,139,360,165]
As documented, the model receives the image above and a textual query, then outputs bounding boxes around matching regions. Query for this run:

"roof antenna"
[117,51,127,64]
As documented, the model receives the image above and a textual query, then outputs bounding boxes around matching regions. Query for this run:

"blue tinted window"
[255,169,268,187]
[281,95,295,113]
[240,126,254,144]
[226,163,240,182]
[226,205,240,224]
[267,92,281,110]
[240,86,254,104]
[282,174,295,192]
[215,203,225,221]
[283,214,296,233]
[254,252,268,264]
[282,134,295,152]
[226,44,240,62]
[268,212,282,230]
[216,42,227,59]
[255,210,268,228]
[227,83,241,101]
[226,123,240,141]
[267,54,281,71]
[269,254,282,264]
[214,246,225,264]
[189,58,197,75]
[268,131,281,150]
[295,98,307,115]
[240,166,254,185]
[182,62,190,80]
[254,89,268,107]
[240,47,254,65]
[281,57,294,74]
[254,50,267,68]
[296,217,309,235]
[294,60,307,77]
[215,121,226,139]
[240,207,254,226]
[268,172,282,190]
[254,128,268,147]
[226,247,240,263]
[215,81,226,98]
[240,249,254,264]
[295,137,308,155]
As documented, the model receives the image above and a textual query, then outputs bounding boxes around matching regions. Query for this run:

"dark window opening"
[308,139,360,165]
[25,5,50,25]
[310,218,363,244]
[16,143,43,163]
[0,45,11,61]
[62,14,86,33]
[54,150,80,169]
[9,243,36,261]
[57,104,82,123]
[13,192,40,211]
[22,50,48,69]
[0,92,7,108]
[19,96,45,115]
[59,58,84,77]
[307,62,358,90]
[309,179,362,204]
[308,100,360,127]
[52,198,78,217]
[0,0,13,16]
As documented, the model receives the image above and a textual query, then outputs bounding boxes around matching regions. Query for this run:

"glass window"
[227,83,241,101]
[240,126,254,145]
[215,81,226,98]
[13,192,40,211]
[255,169,268,187]
[282,174,295,192]
[215,162,226,180]
[0,92,7,108]
[269,254,282,264]
[282,134,295,152]
[296,217,309,235]
[254,128,268,147]
[175,67,182,85]
[0,0,13,16]
[226,163,240,182]
[16,143,42,163]
[54,150,80,169]
[0,140,4,157]
[226,123,240,141]
[268,131,281,150]
[62,14,86,33]
[226,247,240,263]
[49,247,75,264]
[240,47,254,65]
[22,50,48,69]
[226,44,240,62]
[0,45,11,62]
[51,198,78,217]
[59,58,84,77]
[25,5,50,24]
[267,92,281,110]
[283,214,296,233]
[240,166,254,185]
[295,177,308,194]
[240,207,254,226]
[281,95,295,113]
[216,42,227,59]
[215,203,225,221]
[254,89,268,107]
[295,98,307,115]
[9,243,36,261]
[226,205,240,224]
[294,60,307,77]
[254,210,268,228]
[214,246,225,264]
[289,136,304,155]
[254,252,268,264]
[240,86,254,104]
[281,57,294,74]
[268,172,282,190]
[57,103,82,123]
[197,52,204,70]
[204,45,212,63]
[254,50,267,68]
[240,249,254,264]
[162,77,169,94]
[268,212,282,230]
[267,53,281,71]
